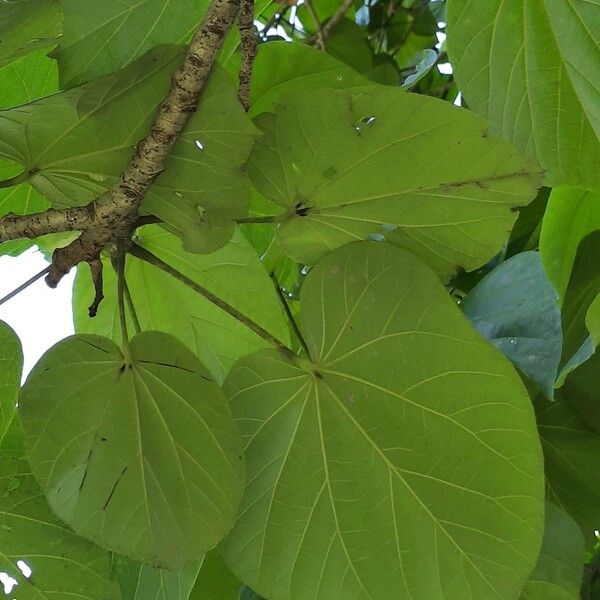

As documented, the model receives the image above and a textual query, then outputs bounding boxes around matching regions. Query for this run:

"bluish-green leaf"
[461,251,561,398]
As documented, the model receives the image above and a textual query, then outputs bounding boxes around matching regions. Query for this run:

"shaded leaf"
[461,251,561,398]
[73,226,291,384]
[520,503,584,600]
[447,0,600,188]
[0,320,22,441]
[221,241,544,599]
[189,551,241,600]
[115,554,201,600]
[20,331,244,568]
[54,0,210,87]
[0,458,120,599]
[249,86,541,278]
[0,0,61,68]
[535,391,600,549]
[401,48,438,89]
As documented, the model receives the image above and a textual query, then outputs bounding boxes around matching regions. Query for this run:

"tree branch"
[310,0,353,46]
[237,0,258,110]
[0,0,241,291]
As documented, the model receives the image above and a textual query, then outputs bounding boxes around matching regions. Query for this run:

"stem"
[124,280,142,335]
[116,244,131,361]
[0,266,50,306]
[0,171,30,189]
[270,272,311,359]
[129,243,298,362]
[236,215,281,224]
[305,0,325,50]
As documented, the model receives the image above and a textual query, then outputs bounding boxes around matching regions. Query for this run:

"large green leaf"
[221,241,544,599]
[535,391,600,549]
[54,0,210,87]
[248,86,541,278]
[540,188,600,302]
[114,555,201,600]
[0,320,22,441]
[0,0,61,68]
[520,503,584,600]
[0,46,256,253]
[0,458,120,599]
[73,226,291,384]
[19,331,244,568]
[461,251,562,398]
[249,42,369,116]
[446,0,600,188]
[563,350,600,435]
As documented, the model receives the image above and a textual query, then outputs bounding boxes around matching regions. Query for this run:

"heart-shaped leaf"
[0,320,22,440]
[0,458,120,599]
[447,0,600,188]
[20,331,244,568]
[248,86,541,279]
[221,241,544,599]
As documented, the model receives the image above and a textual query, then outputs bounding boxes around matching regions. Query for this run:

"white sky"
[0,248,74,378]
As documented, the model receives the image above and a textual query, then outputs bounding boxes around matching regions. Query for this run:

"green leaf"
[0,46,256,253]
[114,554,201,600]
[325,19,373,74]
[461,251,562,399]
[563,349,600,435]
[221,241,544,599]
[0,0,61,68]
[520,503,584,600]
[249,86,541,278]
[539,187,600,302]
[19,331,244,568]
[73,226,291,384]
[0,52,58,255]
[0,457,120,599]
[447,0,600,188]
[535,391,600,549]
[0,320,22,441]
[249,42,369,116]
[54,0,210,87]
[190,551,241,600]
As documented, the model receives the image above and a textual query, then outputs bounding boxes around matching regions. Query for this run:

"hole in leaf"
[15,562,31,579]
[0,573,17,595]
[194,140,204,151]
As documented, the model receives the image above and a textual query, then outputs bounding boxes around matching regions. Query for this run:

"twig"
[304,0,325,50]
[237,0,258,110]
[269,271,310,358]
[87,258,104,317]
[0,0,241,290]
[116,243,131,361]
[310,0,353,46]
[0,266,50,307]
[129,242,298,362]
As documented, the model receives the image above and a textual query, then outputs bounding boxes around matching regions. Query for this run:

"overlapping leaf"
[0,45,256,253]
[248,86,541,278]
[20,331,244,568]
[0,320,22,441]
[115,555,201,600]
[190,551,242,599]
[73,226,290,384]
[461,251,562,398]
[520,503,584,600]
[249,42,368,116]
[447,0,600,188]
[0,458,120,599]
[54,0,210,87]
[0,0,61,68]
[535,391,600,549]
[221,241,544,599]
